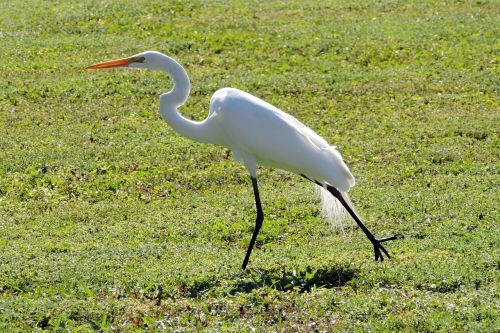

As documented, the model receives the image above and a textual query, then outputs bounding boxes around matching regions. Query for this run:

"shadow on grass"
[183,265,357,298]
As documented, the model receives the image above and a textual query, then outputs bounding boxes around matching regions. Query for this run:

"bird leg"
[242,176,264,270]
[326,185,399,261]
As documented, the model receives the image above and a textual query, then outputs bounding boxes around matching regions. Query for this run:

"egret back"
[209,88,355,192]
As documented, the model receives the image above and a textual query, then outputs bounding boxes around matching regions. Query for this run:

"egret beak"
[87,56,145,70]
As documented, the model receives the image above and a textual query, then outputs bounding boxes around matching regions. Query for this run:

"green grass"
[0,0,499,331]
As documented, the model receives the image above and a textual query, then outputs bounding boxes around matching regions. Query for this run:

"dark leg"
[326,185,399,261]
[242,176,264,270]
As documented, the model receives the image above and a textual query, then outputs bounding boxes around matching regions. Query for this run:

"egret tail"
[317,185,347,230]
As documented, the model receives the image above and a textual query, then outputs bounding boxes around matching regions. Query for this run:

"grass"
[0,0,498,331]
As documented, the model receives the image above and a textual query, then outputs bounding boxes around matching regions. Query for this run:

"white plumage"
[209,88,355,191]
[88,51,398,269]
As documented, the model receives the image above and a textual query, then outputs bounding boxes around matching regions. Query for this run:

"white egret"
[88,51,399,269]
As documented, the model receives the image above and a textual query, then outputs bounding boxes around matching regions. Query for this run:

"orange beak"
[87,57,133,70]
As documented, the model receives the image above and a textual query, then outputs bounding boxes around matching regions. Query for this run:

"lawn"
[0,0,498,331]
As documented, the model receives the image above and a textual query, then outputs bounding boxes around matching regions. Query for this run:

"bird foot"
[372,234,403,261]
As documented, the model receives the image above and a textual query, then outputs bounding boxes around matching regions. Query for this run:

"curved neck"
[157,55,216,143]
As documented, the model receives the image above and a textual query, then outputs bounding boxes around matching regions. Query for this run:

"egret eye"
[131,56,145,63]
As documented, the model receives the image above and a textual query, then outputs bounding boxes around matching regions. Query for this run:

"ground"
[0,0,498,331]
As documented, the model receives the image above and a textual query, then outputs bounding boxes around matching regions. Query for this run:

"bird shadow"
[182,264,357,298]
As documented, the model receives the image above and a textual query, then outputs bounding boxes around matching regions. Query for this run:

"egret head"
[87,51,167,71]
